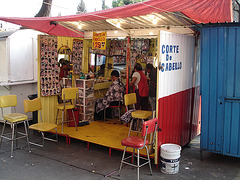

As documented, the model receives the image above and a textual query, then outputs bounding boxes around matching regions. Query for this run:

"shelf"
[0,80,37,86]
[76,79,95,123]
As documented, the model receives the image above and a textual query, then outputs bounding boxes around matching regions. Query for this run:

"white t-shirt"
[132,71,141,89]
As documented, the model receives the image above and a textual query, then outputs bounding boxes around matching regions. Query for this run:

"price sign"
[92,32,106,50]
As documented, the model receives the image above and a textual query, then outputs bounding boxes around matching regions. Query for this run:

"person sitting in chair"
[95,70,125,120]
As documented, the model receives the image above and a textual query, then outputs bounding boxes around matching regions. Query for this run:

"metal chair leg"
[137,149,140,180]
[15,123,18,149]
[41,131,45,147]
[24,121,31,153]
[119,146,127,176]
[11,123,15,158]
[145,145,152,175]
[128,119,134,137]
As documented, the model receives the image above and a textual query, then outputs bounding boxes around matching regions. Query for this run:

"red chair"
[118,118,158,180]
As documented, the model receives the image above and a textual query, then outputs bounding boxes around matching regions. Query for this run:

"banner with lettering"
[92,32,106,50]
[158,31,195,98]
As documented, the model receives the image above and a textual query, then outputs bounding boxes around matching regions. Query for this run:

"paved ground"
[0,124,240,180]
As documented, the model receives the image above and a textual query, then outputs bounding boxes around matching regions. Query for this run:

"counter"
[94,81,112,99]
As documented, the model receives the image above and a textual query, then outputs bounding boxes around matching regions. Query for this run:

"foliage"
[102,0,110,10]
[77,0,87,14]
[112,0,145,8]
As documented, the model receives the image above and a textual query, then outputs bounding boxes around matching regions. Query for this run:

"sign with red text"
[92,32,106,50]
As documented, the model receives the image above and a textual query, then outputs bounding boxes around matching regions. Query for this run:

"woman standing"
[130,63,149,110]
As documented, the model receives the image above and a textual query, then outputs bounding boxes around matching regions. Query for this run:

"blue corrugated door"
[223,27,240,157]
[201,27,225,154]
[201,25,240,158]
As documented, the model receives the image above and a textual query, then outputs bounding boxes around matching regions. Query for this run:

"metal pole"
[126,36,131,94]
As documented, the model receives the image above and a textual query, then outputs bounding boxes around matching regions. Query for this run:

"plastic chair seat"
[56,103,75,110]
[121,136,149,149]
[29,123,57,132]
[3,113,28,122]
[131,110,152,119]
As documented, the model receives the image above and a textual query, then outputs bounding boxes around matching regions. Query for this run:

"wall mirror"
[58,45,72,62]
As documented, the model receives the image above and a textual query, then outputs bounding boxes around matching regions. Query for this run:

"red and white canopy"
[0,0,232,37]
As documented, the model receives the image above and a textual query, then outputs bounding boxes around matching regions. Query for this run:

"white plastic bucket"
[160,143,182,174]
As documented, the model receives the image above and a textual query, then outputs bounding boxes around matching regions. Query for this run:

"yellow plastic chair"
[23,97,58,147]
[0,95,31,158]
[124,93,152,136]
[55,87,79,133]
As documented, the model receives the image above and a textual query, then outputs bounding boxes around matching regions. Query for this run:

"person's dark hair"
[146,63,153,70]
[100,64,105,70]
[59,58,65,64]
[134,63,142,71]
[111,70,120,77]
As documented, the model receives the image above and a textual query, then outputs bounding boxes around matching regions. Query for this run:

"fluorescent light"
[78,23,82,29]
[153,18,157,25]
[116,22,121,28]
[149,14,155,20]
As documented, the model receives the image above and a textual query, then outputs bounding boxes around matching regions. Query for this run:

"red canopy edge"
[0,0,232,37]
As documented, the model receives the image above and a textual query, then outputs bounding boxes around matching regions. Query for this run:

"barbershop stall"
[0,0,232,164]
[38,33,158,123]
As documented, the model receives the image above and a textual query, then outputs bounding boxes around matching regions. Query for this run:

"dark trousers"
[135,89,148,110]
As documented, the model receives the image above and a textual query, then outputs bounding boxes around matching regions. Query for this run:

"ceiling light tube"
[116,22,121,28]
[153,18,157,25]
[78,23,82,29]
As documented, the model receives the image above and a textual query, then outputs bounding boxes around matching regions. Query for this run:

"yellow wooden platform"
[54,120,154,157]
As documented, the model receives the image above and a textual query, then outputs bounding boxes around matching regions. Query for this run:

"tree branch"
[35,0,53,17]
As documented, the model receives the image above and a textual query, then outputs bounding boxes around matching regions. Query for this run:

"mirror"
[58,45,72,62]
[89,53,106,74]
[58,45,72,79]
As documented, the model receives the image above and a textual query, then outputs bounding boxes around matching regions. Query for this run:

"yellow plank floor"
[54,120,154,156]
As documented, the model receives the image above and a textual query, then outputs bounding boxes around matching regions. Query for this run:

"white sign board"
[158,31,195,98]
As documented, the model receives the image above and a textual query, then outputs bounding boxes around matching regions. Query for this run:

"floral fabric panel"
[71,39,83,75]
[40,35,60,96]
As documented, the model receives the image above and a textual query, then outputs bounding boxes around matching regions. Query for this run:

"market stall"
[0,0,232,164]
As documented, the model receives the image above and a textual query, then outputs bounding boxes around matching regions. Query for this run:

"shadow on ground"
[0,124,240,180]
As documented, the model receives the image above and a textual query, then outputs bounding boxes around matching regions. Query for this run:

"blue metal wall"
[201,25,240,158]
